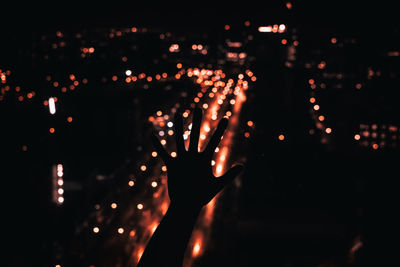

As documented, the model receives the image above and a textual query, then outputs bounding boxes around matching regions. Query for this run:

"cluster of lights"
[45,73,88,94]
[5,10,398,266]
[306,37,400,150]
[308,78,333,140]
[3,18,338,266]
[80,47,95,58]
[355,124,400,150]
[144,66,251,267]
[191,44,208,55]
[0,69,36,102]
[169,43,180,53]
[258,24,286,33]
[52,164,64,205]
[122,70,169,84]
[86,63,253,266]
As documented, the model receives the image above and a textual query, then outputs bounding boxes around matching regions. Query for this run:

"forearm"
[137,202,201,267]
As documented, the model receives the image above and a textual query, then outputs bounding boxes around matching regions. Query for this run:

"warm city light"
[5,10,394,267]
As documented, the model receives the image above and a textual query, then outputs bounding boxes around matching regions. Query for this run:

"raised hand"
[151,107,244,209]
[138,107,243,267]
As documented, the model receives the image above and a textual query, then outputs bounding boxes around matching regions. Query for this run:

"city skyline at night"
[3,3,399,267]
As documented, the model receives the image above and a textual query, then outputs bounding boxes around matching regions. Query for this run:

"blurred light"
[125,70,132,76]
[151,181,158,188]
[140,165,147,171]
[118,228,124,234]
[325,128,332,134]
[128,180,135,187]
[49,97,56,114]
[313,105,320,111]
[111,203,117,209]
[258,26,272,32]
[215,164,223,176]
[151,151,158,157]
[354,134,361,140]
[129,230,136,237]
[137,203,143,210]
[193,241,201,256]
[278,134,285,141]
[169,44,180,52]
[49,128,55,134]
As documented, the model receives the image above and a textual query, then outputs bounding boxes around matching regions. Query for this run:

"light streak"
[49,97,56,114]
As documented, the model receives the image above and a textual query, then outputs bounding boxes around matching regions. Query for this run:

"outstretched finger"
[174,110,185,155]
[151,133,171,164]
[204,118,228,157]
[189,107,202,152]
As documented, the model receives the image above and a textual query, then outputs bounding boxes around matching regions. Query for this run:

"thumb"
[218,164,244,187]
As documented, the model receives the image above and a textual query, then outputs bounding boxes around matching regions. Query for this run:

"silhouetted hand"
[138,107,243,267]
[151,107,244,209]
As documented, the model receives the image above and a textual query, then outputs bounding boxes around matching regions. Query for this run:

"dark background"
[2,2,399,266]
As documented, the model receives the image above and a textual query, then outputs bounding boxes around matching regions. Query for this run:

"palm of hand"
[151,108,243,208]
